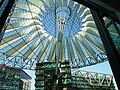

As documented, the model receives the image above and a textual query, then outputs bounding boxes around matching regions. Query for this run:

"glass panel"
[104,17,120,55]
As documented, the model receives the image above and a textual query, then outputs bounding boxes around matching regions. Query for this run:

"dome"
[0,0,107,69]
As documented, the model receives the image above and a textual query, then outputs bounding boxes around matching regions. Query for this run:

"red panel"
[0,65,21,71]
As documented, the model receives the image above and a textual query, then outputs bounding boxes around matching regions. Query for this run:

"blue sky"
[25,61,118,90]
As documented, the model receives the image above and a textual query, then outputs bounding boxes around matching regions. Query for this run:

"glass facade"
[0,65,20,90]
[0,65,31,90]
[35,61,71,90]
[104,17,120,56]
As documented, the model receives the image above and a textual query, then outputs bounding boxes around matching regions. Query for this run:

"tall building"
[0,65,31,90]
[35,61,71,90]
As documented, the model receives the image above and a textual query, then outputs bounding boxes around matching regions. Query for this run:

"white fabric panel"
[76,34,96,59]
[48,39,57,61]
[9,41,32,57]
[79,5,86,11]
[81,8,91,17]
[11,12,39,19]
[81,27,99,37]
[6,32,38,56]
[1,26,42,45]
[72,37,85,61]
[0,37,21,49]
[66,38,75,62]
[5,28,20,33]
[1,34,26,45]
[82,14,93,22]
[82,21,96,28]
[28,0,45,11]
[85,34,105,53]
[27,46,39,59]
[5,25,41,32]
[43,0,50,7]
[23,35,46,58]
[6,20,40,29]
[16,2,41,14]
[37,37,52,60]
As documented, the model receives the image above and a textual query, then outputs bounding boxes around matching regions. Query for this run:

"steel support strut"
[90,9,120,89]
[0,0,15,42]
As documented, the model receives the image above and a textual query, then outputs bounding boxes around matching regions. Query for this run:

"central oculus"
[56,6,70,19]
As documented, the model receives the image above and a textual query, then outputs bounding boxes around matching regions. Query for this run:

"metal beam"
[72,70,113,87]
[90,8,120,89]
[74,0,120,23]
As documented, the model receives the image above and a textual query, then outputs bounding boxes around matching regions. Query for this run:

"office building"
[0,65,31,90]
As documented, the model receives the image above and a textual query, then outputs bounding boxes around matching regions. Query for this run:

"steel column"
[0,0,15,42]
[90,9,120,89]
[74,0,120,24]
[0,0,4,7]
